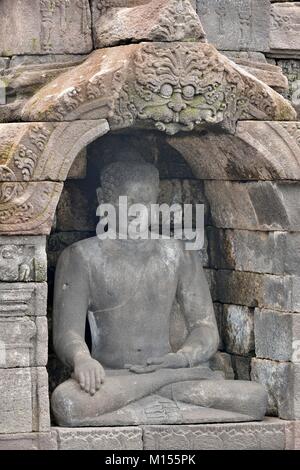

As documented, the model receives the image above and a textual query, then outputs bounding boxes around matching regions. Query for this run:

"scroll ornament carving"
[0,124,51,182]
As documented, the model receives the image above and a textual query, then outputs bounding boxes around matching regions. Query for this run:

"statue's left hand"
[126,352,189,374]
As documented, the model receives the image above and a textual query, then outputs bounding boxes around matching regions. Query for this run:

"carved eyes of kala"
[160,84,196,100]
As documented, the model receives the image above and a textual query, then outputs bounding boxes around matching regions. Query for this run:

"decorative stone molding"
[0,367,50,434]
[0,120,109,182]
[0,283,47,317]
[0,182,62,235]
[0,236,46,282]
[21,43,296,135]
[142,419,286,450]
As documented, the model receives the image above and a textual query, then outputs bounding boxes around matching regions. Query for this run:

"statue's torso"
[78,237,183,369]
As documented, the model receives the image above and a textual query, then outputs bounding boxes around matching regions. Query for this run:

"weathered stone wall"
[1,0,300,450]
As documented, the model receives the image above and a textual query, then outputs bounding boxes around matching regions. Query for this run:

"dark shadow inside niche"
[45,129,213,416]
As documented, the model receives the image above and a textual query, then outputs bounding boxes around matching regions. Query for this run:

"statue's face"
[107,179,159,237]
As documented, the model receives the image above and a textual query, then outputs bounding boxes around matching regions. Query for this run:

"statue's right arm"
[53,244,91,369]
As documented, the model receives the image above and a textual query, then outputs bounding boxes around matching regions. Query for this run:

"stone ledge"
[0,420,296,450]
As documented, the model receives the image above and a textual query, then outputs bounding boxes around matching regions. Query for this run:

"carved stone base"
[49,419,288,450]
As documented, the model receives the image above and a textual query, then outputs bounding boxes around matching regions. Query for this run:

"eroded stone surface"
[54,427,143,450]
[216,270,300,313]
[0,367,50,434]
[0,0,92,56]
[143,419,286,450]
[255,309,300,362]
[270,3,300,56]
[0,316,47,368]
[0,432,57,450]
[0,120,109,182]
[0,235,46,282]
[21,43,296,131]
[0,181,62,235]
[93,0,206,48]
[0,282,47,317]
[208,229,300,276]
[222,305,254,356]
[168,122,300,181]
[205,181,300,231]
[251,359,300,420]
[197,0,270,52]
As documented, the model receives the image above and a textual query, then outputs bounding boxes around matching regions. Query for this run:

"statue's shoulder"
[60,236,101,260]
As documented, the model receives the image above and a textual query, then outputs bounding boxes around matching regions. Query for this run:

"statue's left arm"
[176,249,219,366]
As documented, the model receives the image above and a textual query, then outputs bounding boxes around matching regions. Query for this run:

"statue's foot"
[159,380,268,421]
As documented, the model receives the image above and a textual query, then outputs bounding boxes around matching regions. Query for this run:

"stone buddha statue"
[51,160,267,426]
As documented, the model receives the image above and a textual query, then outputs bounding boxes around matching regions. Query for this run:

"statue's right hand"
[73,354,105,396]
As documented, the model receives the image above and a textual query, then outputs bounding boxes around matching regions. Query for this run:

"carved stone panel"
[0,181,63,235]
[0,236,46,282]
[21,44,296,133]
[92,0,206,48]
[0,121,109,182]
[0,0,92,56]
[143,420,286,450]
[0,367,50,434]
[53,427,143,450]
[270,3,300,57]
[0,283,47,317]
[0,316,47,368]
[196,0,270,52]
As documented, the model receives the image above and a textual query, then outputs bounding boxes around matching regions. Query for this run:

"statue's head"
[101,161,159,205]
[99,161,160,238]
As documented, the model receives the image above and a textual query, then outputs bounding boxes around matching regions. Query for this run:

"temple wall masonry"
[1,0,300,450]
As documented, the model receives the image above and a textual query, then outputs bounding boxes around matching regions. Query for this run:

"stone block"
[0,283,47,317]
[255,309,300,362]
[92,0,205,48]
[0,315,47,368]
[285,421,300,450]
[205,181,300,231]
[0,367,50,434]
[0,236,46,282]
[0,0,92,56]
[67,149,87,180]
[0,181,63,235]
[56,180,98,232]
[231,355,252,381]
[54,427,143,450]
[143,419,286,450]
[0,432,57,450]
[208,229,300,276]
[251,359,300,420]
[222,305,254,356]
[9,54,87,68]
[196,0,270,52]
[270,3,300,56]
[278,59,300,117]
[216,270,300,313]
[167,122,300,182]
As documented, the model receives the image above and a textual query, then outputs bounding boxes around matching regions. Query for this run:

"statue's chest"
[89,249,178,310]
